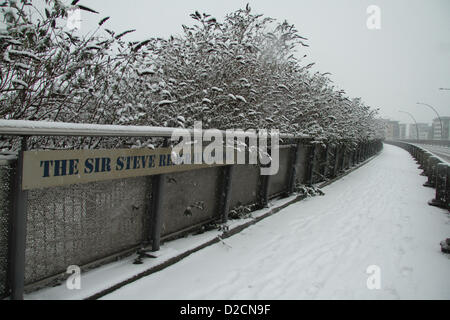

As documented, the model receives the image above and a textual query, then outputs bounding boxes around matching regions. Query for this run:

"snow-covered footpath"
[102,144,450,300]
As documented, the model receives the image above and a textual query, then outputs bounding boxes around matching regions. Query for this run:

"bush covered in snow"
[0,1,384,150]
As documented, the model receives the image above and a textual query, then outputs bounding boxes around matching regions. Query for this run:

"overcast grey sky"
[78,0,450,125]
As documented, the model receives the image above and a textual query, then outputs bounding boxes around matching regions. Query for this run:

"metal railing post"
[287,141,301,194]
[9,137,28,300]
[150,138,168,252]
[333,144,341,176]
[324,144,333,179]
[310,144,320,184]
[259,171,270,208]
[304,143,315,185]
[220,165,234,223]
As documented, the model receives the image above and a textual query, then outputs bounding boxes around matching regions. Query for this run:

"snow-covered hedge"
[0,1,384,150]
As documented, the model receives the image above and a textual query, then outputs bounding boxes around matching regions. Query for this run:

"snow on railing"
[0,119,308,139]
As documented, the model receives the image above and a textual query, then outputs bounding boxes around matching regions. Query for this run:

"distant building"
[383,120,399,140]
[409,123,432,140]
[432,116,450,140]
[399,124,407,139]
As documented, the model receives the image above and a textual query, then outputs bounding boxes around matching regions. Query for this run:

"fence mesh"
[24,176,151,285]
[160,167,222,238]
[0,163,14,298]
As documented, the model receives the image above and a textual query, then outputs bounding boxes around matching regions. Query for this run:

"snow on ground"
[24,195,300,300]
[102,144,450,300]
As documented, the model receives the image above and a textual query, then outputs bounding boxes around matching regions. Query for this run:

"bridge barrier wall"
[0,138,383,298]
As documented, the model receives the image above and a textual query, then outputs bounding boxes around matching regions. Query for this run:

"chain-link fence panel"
[160,167,222,238]
[229,164,260,210]
[0,161,14,298]
[24,176,151,285]
[293,143,312,186]
[268,146,292,198]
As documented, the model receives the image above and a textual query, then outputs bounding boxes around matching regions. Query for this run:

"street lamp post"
[416,102,443,140]
[399,110,419,142]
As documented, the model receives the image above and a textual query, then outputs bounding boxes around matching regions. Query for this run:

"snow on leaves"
[0,1,384,151]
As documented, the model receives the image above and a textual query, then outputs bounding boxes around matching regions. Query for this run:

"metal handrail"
[0,119,308,140]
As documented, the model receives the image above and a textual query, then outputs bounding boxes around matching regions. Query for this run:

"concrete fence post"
[423,156,440,188]
[418,148,424,164]
[416,148,422,166]
[413,146,418,160]
[418,149,426,168]
[422,151,432,170]
[446,165,450,211]
[429,163,448,209]
[420,152,432,176]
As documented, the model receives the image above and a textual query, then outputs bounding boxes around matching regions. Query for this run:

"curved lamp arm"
[416,102,443,140]
[398,110,419,142]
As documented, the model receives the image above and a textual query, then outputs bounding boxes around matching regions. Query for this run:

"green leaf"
[133,40,151,52]
[77,5,99,14]
[98,16,110,26]
[115,29,136,39]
